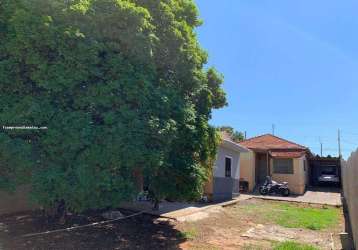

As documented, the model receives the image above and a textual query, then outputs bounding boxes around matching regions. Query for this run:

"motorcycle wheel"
[259,187,268,195]
[281,188,290,197]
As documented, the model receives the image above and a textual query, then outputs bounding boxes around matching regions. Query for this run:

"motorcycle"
[259,176,290,196]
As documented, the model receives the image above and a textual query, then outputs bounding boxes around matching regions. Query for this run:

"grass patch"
[273,241,319,250]
[177,228,198,240]
[235,201,340,230]
[269,203,339,230]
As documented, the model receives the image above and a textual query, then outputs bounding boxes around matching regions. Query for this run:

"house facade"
[239,134,310,194]
[204,133,249,201]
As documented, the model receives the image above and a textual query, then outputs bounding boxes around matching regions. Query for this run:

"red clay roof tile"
[239,134,307,151]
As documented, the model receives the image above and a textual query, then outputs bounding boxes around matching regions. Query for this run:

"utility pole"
[338,129,342,158]
[272,124,275,135]
[319,137,323,157]
[244,131,247,140]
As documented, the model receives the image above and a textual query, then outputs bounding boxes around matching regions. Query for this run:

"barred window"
[273,159,293,174]
[225,157,232,177]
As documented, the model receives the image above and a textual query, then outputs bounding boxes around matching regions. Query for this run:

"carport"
[309,156,341,187]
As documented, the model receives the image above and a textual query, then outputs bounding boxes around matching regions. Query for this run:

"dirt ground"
[177,199,344,250]
[0,199,344,250]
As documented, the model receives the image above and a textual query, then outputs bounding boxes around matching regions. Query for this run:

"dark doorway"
[255,153,268,184]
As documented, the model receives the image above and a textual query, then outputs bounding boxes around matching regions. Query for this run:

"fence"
[0,186,37,215]
[342,149,358,249]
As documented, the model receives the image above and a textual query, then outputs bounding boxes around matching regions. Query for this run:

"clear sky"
[195,0,358,159]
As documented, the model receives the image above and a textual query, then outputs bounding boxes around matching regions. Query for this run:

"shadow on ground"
[0,210,186,250]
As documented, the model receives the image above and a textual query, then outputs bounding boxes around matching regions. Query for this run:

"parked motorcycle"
[259,176,290,196]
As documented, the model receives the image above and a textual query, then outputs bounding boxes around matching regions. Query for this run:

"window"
[273,159,293,174]
[304,160,307,172]
[225,157,232,177]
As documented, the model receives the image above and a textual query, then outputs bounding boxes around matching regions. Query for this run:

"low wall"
[342,150,358,249]
[0,186,37,215]
[212,177,238,201]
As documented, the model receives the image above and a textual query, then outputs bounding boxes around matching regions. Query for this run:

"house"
[239,134,310,194]
[204,132,249,201]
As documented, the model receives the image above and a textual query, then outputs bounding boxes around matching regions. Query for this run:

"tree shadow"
[0,210,187,250]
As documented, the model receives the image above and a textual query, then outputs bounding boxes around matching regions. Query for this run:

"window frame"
[224,156,232,178]
[273,158,294,174]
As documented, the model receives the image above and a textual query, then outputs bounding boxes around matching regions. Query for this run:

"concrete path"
[247,187,342,206]
[120,195,251,221]
[120,188,341,222]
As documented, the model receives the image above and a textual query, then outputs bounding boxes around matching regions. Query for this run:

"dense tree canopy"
[0,0,226,212]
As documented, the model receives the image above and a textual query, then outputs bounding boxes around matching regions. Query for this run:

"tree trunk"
[153,198,160,211]
[57,200,67,225]
[44,200,67,224]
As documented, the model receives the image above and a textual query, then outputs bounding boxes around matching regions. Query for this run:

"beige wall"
[0,186,37,215]
[270,156,307,194]
[239,150,256,191]
[342,150,358,249]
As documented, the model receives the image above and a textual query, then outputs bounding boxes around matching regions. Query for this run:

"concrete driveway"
[248,187,342,206]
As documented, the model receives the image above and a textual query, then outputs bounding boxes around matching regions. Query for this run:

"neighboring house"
[204,132,249,201]
[239,134,311,195]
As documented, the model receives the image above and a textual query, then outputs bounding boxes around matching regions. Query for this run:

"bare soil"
[177,199,344,250]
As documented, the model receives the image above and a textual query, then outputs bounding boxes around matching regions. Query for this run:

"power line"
[341,131,358,136]
[341,139,358,145]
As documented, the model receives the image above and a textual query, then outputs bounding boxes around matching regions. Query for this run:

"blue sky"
[195,0,358,159]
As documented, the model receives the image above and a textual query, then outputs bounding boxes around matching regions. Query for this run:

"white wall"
[213,145,240,180]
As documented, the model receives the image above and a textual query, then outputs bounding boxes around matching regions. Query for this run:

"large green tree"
[0,0,226,213]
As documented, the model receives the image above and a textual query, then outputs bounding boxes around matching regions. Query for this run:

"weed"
[273,241,319,250]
